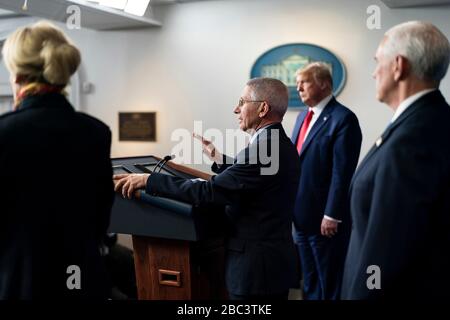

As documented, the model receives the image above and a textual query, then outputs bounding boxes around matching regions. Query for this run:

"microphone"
[155,155,175,173]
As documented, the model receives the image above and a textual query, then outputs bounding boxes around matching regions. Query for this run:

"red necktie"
[296,109,314,154]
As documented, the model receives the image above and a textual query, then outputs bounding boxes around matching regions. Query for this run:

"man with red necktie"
[291,62,362,300]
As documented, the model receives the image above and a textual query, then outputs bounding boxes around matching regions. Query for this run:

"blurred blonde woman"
[0,21,114,299]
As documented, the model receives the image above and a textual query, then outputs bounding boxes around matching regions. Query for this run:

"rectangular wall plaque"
[119,112,156,142]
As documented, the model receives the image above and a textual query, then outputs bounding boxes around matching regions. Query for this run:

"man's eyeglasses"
[238,98,265,107]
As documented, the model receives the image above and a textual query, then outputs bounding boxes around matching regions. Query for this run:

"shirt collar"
[391,89,436,123]
[308,94,333,116]
[249,123,278,145]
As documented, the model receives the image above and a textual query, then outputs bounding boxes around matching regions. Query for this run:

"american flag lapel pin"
[375,137,383,147]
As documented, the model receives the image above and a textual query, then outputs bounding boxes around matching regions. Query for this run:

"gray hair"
[246,77,289,118]
[383,21,450,83]
[297,62,333,91]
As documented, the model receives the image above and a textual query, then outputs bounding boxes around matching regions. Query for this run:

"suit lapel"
[350,90,443,189]
[349,132,386,189]
[299,100,335,158]
[237,123,284,164]
[291,110,308,144]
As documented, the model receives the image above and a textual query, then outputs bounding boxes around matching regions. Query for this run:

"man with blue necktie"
[292,62,362,300]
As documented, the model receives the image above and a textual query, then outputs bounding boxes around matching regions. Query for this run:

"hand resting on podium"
[114,173,150,199]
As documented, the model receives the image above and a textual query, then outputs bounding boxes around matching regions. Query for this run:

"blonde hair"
[2,21,81,86]
[297,62,333,91]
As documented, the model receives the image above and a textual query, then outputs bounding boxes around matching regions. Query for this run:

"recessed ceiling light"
[98,0,127,10]
[85,0,151,16]
[124,0,151,16]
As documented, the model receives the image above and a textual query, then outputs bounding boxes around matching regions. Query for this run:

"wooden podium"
[108,156,227,300]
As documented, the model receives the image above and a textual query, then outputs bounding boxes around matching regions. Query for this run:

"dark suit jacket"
[291,98,362,234]
[146,123,300,295]
[0,93,114,299]
[341,90,450,300]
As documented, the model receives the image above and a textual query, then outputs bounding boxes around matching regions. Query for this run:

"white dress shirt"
[302,94,333,143]
[391,89,436,123]
[249,123,277,145]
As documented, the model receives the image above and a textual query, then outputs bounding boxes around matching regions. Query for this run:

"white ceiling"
[152,0,214,4]
[1,1,448,30]
[0,8,25,18]
[381,0,450,7]
[0,0,162,30]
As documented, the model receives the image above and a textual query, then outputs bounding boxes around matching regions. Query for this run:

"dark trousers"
[104,244,137,299]
[228,291,289,301]
[294,230,349,300]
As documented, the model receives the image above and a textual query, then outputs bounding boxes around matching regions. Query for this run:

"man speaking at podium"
[114,77,300,300]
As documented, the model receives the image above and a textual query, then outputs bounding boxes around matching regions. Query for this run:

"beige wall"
[2,0,450,248]
[61,0,450,173]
